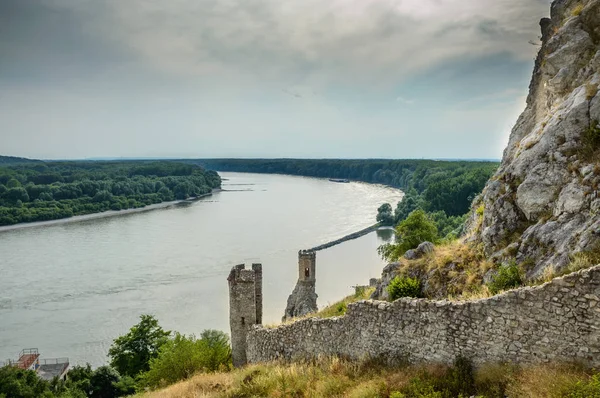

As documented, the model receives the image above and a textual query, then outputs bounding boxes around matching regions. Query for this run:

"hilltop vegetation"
[0,161,220,226]
[136,357,600,398]
[0,155,40,165]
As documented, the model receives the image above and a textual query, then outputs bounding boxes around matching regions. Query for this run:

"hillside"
[0,155,40,165]
[137,357,600,398]
[466,0,600,278]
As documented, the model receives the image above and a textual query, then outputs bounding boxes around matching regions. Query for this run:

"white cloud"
[47,0,552,88]
[395,96,414,105]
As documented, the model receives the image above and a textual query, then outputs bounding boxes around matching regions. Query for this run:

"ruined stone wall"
[247,265,600,366]
[228,264,262,367]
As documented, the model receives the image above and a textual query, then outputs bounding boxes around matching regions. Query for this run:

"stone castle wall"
[247,265,600,366]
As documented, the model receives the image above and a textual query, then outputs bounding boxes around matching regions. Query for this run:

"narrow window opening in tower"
[241,317,245,325]
[305,267,310,278]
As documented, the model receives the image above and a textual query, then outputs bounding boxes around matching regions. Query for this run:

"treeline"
[193,159,498,218]
[0,161,221,226]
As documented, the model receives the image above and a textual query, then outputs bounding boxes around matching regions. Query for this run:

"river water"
[0,172,402,367]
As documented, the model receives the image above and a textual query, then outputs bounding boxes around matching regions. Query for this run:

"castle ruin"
[227,263,262,367]
[282,250,318,321]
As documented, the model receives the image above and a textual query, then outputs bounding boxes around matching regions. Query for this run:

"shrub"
[580,120,600,162]
[140,330,232,389]
[396,210,439,253]
[388,276,423,301]
[437,356,476,397]
[108,314,171,378]
[487,262,522,295]
[0,366,54,398]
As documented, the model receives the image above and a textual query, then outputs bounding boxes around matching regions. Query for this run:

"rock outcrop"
[282,251,318,321]
[467,0,600,278]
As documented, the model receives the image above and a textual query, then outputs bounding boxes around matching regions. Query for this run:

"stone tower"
[298,250,316,283]
[283,250,318,321]
[228,263,262,367]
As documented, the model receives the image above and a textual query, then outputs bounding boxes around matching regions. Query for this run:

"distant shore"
[0,190,219,233]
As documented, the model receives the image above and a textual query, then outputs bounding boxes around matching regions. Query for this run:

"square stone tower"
[298,250,316,282]
[227,263,262,367]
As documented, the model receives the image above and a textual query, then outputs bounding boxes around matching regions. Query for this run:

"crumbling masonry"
[282,250,318,321]
[227,263,262,367]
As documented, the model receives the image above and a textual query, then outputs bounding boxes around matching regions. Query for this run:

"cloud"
[0,0,554,160]
[13,0,551,90]
[395,96,414,105]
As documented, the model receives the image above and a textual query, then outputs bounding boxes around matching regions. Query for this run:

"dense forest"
[194,158,498,217]
[0,161,221,226]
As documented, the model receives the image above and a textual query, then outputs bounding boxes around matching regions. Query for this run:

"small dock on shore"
[2,348,69,381]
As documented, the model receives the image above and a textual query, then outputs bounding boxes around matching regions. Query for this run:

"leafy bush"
[487,262,522,295]
[388,276,423,301]
[379,210,439,261]
[108,314,171,378]
[569,374,600,397]
[0,366,54,398]
[376,203,394,226]
[140,330,232,389]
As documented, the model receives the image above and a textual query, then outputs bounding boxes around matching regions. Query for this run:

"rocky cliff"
[467,0,600,278]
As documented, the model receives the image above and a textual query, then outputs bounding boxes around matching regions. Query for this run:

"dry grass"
[506,363,595,398]
[571,3,585,16]
[137,372,234,398]
[586,83,599,101]
[137,358,600,398]
[394,240,494,299]
[264,287,375,329]
[315,287,375,318]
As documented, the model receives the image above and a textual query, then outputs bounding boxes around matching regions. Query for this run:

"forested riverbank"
[193,159,497,217]
[0,161,221,226]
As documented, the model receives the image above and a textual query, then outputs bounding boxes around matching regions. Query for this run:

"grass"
[391,240,494,300]
[571,4,585,16]
[136,357,600,398]
[264,287,375,328]
[586,83,599,101]
[313,286,375,318]
[580,120,600,162]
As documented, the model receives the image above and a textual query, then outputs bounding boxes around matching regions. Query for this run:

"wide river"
[0,172,402,367]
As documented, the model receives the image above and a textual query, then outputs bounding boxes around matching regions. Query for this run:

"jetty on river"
[307,224,381,252]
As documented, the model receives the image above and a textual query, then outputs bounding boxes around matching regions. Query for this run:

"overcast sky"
[1,0,552,160]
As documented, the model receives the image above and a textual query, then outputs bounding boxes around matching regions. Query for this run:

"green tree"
[6,178,21,188]
[395,210,438,254]
[0,366,53,398]
[140,330,232,389]
[108,314,171,378]
[3,187,30,203]
[376,203,394,226]
[89,366,121,398]
[379,209,439,261]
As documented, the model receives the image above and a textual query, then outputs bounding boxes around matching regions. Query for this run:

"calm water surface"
[0,172,402,366]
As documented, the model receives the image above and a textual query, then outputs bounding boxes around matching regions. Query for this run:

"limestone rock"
[467,0,600,278]
[283,282,318,321]
[417,242,435,255]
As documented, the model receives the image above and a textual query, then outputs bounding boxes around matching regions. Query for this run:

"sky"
[0,0,552,160]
